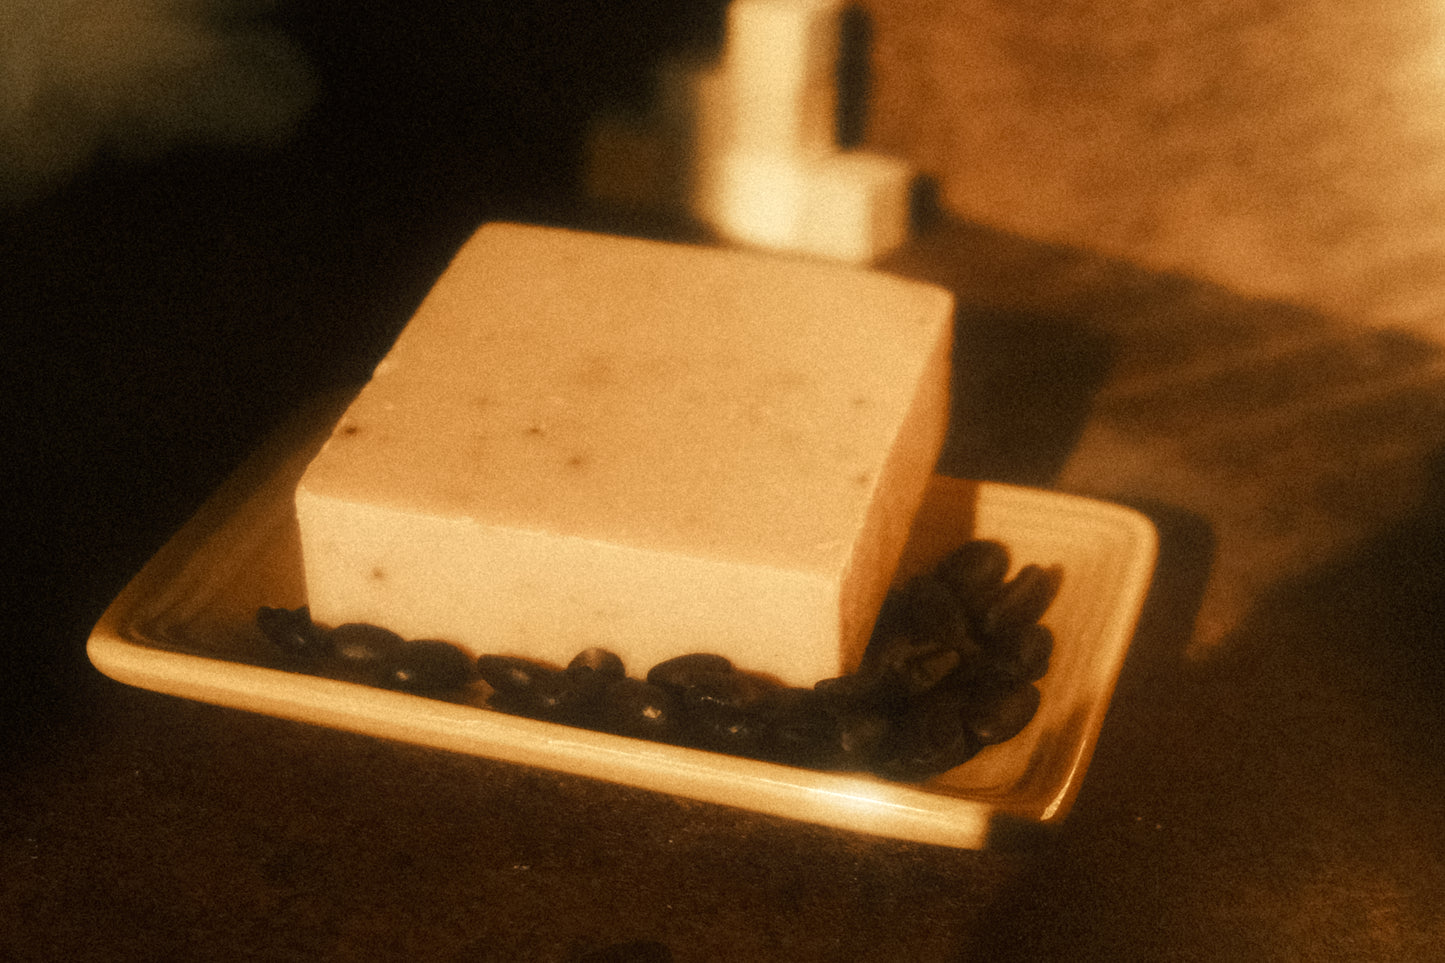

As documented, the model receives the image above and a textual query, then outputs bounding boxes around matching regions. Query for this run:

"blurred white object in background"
[0,0,314,202]
[585,0,913,265]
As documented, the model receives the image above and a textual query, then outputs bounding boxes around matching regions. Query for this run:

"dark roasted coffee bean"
[964,679,1041,746]
[982,564,1064,638]
[833,709,891,770]
[991,623,1054,682]
[759,687,890,771]
[256,605,331,659]
[876,688,978,781]
[862,631,924,681]
[328,623,406,683]
[861,633,969,704]
[477,655,574,719]
[684,706,772,755]
[901,645,963,696]
[597,677,680,741]
[476,654,555,694]
[813,671,887,706]
[567,647,627,687]
[676,671,778,755]
[951,631,988,680]
[565,648,627,716]
[679,669,774,715]
[904,572,975,650]
[380,639,473,693]
[936,539,1011,614]
[757,687,839,766]
[646,653,734,692]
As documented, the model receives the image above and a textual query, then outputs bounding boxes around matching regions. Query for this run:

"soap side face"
[295,493,843,684]
[835,322,951,668]
[296,223,953,686]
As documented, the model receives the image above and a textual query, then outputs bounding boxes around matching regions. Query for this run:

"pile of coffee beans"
[255,538,1062,782]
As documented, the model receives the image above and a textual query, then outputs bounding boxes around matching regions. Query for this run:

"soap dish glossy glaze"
[89,391,1157,849]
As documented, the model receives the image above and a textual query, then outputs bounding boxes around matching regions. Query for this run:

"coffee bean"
[567,647,627,686]
[814,670,886,706]
[964,679,1041,746]
[681,670,774,714]
[991,623,1054,683]
[380,639,473,693]
[902,645,965,696]
[645,653,733,692]
[757,687,839,766]
[833,709,891,770]
[684,708,771,755]
[596,677,680,741]
[328,622,406,684]
[477,655,574,720]
[860,633,970,705]
[753,687,892,771]
[674,669,779,755]
[902,573,973,650]
[877,688,979,781]
[936,539,1011,615]
[982,564,1063,638]
[256,605,331,659]
[565,647,627,715]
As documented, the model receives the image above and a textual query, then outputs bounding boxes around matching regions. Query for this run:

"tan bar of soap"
[296,223,953,686]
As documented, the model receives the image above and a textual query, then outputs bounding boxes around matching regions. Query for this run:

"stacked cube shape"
[584,0,913,264]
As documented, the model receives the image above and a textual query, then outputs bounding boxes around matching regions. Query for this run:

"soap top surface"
[300,223,953,574]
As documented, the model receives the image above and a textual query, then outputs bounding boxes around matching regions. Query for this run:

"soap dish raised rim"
[88,391,1157,849]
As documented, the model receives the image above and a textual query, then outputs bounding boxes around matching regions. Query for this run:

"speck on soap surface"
[296,223,953,685]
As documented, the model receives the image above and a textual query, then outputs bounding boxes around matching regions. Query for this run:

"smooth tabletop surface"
[6,5,1445,958]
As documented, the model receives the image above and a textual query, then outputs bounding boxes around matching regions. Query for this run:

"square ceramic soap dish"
[89,390,1157,849]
